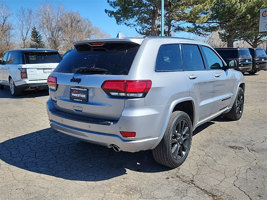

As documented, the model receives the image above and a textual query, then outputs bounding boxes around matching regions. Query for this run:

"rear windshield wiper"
[74,67,109,74]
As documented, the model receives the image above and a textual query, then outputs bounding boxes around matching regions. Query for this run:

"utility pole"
[161,0,164,36]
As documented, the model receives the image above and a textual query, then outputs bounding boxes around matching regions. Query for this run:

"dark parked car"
[215,48,252,74]
[248,48,267,74]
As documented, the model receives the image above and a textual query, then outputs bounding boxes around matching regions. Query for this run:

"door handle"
[214,74,221,77]
[189,75,197,79]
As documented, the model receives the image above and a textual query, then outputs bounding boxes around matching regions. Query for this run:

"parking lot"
[0,71,266,200]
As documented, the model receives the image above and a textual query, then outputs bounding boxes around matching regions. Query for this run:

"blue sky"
[3,0,201,39]
[3,0,139,37]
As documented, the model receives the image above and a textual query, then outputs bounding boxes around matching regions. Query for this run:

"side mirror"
[0,60,3,64]
[227,59,238,69]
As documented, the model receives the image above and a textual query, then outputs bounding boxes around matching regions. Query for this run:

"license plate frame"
[70,87,88,103]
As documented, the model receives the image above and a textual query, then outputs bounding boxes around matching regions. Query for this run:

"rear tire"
[225,87,244,121]
[152,111,192,168]
[9,78,22,96]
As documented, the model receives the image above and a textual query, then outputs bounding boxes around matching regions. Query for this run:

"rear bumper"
[46,99,161,152]
[16,79,48,89]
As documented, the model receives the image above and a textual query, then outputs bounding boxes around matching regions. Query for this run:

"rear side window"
[8,51,23,64]
[24,52,61,64]
[155,44,181,72]
[181,44,205,71]
[55,42,139,75]
[201,46,224,70]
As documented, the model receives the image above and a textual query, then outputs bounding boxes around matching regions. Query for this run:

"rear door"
[50,41,140,121]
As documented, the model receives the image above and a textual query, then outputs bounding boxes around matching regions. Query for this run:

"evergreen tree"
[30,27,45,48]
[105,0,189,36]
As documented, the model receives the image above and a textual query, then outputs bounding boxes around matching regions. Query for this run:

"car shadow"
[0,128,169,181]
[193,121,214,136]
[0,86,48,99]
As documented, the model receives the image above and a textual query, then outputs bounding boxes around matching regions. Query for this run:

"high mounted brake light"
[47,76,57,90]
[90,42,104,46]
[101,80,152,98]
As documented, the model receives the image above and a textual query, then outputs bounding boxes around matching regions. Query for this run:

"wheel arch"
[172,100,195,128]
[239,82,245,92]
[152,98,196,149]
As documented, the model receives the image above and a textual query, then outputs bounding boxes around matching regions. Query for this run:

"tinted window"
[8,51,22,64]
[2,52,10,63]
[201,46,224,70]
[255,49,267,58]
[155,44,181,72]
[24,52,61,64]
[182,44,205,71]
[215,49,238,61]
[55,42,139,75]
[238,49,251,59]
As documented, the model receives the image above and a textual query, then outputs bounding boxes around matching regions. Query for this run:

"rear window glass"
[24,52,61,64]
[255,49,267,58]
[54,42,140,75]
[215,49,238,60]
[155,44,181,72]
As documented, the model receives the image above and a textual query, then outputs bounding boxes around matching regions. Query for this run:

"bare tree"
[38,3,65,50]
[16,8,33,48]
[58,12,110,52]
[205,31,227,48]
[89,25,110,39]
[59,12,92,51]
[0,3,13,57]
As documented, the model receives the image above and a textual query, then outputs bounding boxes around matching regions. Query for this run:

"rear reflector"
[101,80,152,98]
[47,76,57,90]
[120,131,136,138]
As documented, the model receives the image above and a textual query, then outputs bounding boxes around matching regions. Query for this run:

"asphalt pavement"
[0,71,266,200]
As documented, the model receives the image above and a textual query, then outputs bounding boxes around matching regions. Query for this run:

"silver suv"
[46,37,245,168]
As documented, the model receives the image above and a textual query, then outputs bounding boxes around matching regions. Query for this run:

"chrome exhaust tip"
[111,144,120,152]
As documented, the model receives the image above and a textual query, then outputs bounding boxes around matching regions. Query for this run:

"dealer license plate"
[70,87,88,102]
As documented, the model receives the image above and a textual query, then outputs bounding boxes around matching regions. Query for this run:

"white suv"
[0,49,61,96]
[47,37,245,168]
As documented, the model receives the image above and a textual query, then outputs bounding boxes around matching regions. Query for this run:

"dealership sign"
[259,8,267,32]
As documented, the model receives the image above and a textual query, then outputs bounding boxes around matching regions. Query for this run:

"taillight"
[101,80,152,98]
[47,76,57,90]
[19,68,27,79]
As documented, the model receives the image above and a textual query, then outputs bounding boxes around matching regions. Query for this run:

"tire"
[225,87,244,121]
[9,78,22,96]
[249,66,257,75]
[152,111,192,168]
